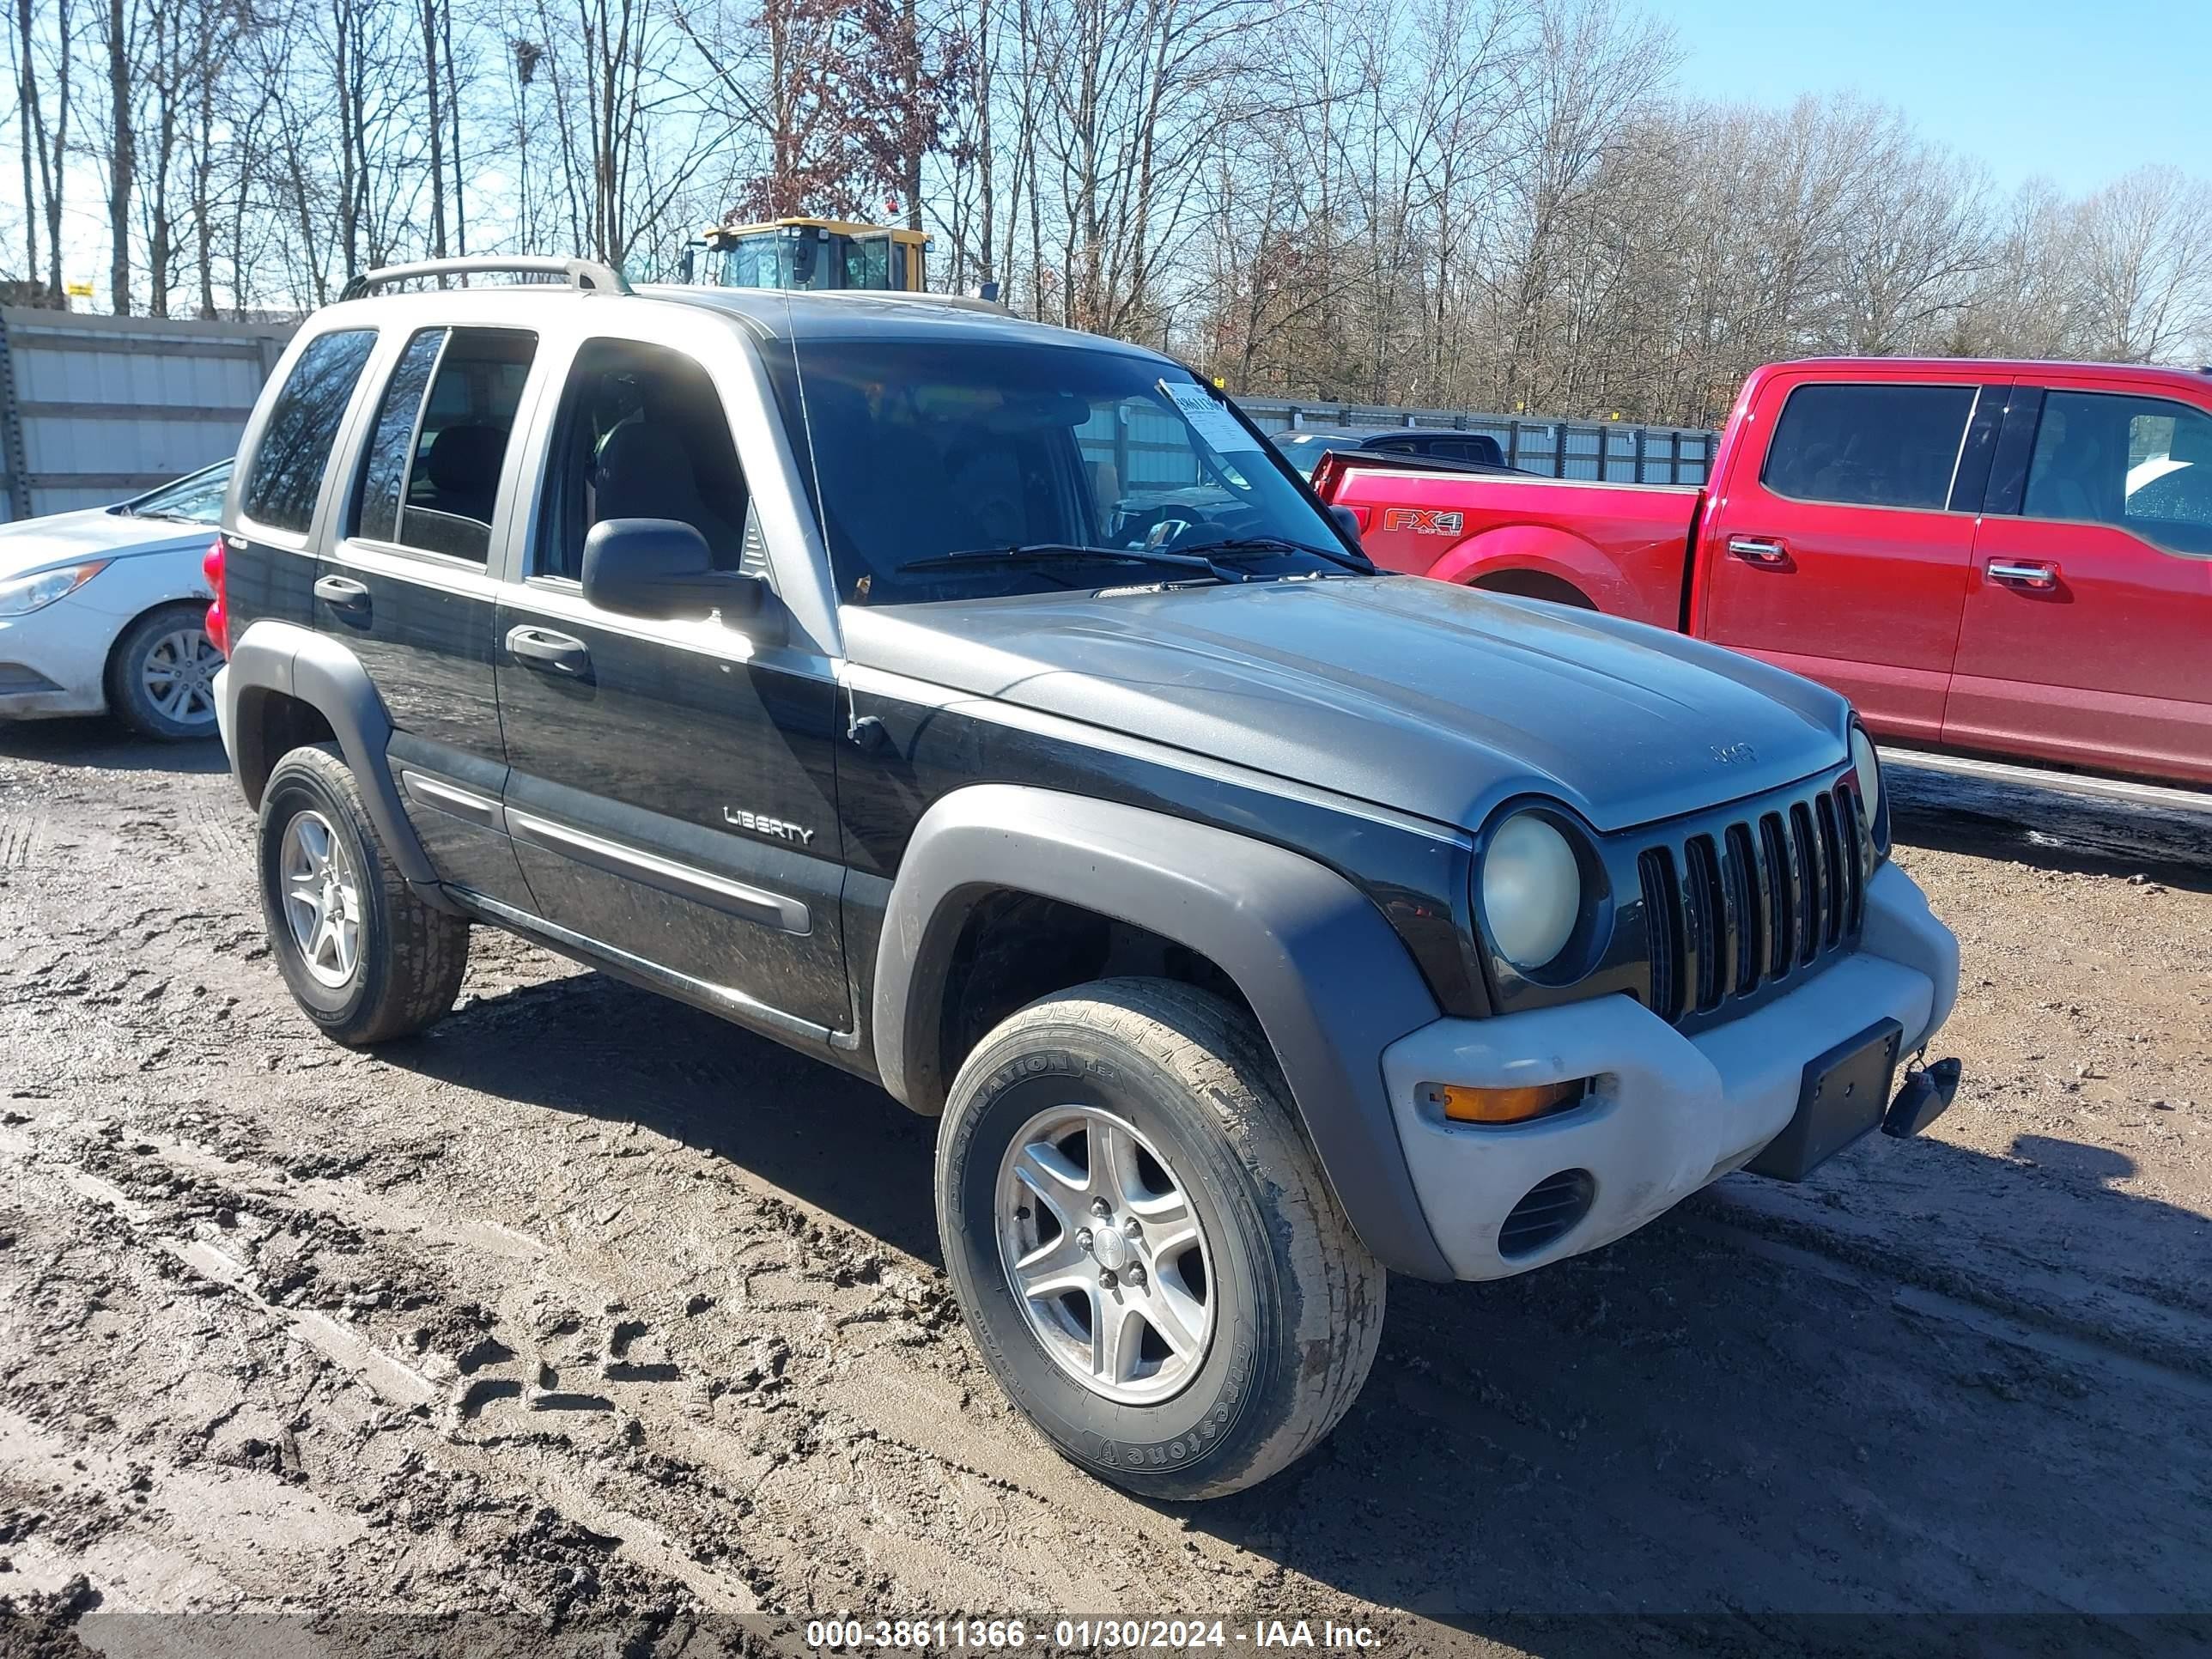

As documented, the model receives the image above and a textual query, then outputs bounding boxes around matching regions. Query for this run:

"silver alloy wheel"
[995,1104,1217,1405]
[279,809,363,988]
[139,626,222,727]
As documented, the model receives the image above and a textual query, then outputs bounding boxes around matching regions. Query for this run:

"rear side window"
[2024,391,2212,555]
[351,326,536,562]
[241,329,377,534]
[1761,383,1976,510]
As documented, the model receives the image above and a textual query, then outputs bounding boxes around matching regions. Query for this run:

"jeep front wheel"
[936,978,1384,1500]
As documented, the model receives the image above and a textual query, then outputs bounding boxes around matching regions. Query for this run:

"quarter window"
[241,329,377,535]
[2023,391,2212,556]
[355,331,445,544]
[351,327,536,563]
[1761,382,1977,510]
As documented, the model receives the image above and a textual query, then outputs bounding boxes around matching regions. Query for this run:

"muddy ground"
[0,720,2207,1657]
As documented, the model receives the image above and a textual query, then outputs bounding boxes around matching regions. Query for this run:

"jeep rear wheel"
[937,978,1384,1500]
[256,743,469,1045]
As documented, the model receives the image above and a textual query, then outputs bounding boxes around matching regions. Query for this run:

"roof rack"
[339,256,631,302]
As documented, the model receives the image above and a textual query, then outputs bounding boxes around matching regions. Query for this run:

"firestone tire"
[255,743,469,1046]
[937,977,1385,1500]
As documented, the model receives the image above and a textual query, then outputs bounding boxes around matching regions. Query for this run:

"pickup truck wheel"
[255,743,469,1045]
[938,977,1384,1499]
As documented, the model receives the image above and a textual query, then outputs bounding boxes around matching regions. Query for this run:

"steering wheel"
[1161,518,1237,551]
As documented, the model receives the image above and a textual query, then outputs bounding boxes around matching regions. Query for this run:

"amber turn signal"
[1420,1079,1585,1125]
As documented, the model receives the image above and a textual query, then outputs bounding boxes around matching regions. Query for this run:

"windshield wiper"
[1198,535,1376,574]
[898,544,1249,585]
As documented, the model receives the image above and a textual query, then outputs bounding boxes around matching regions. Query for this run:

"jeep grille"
[1638,777,1869,1028]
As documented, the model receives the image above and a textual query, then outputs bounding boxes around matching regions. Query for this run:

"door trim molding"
[398,769,505,830]
[506,807,811,936]
[450,885,833,1043]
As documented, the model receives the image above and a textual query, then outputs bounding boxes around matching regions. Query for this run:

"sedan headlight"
[1480,812,1583,969]
[0,561,110,618]
[1849,722,1887,854]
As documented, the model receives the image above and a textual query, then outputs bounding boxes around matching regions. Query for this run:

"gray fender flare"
[219,618,460,914]
[872,783,1454,1279]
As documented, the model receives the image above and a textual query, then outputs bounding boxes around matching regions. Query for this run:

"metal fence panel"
[0,307,294,521]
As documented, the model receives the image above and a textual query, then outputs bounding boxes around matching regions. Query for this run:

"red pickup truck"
[1311,358,2212,787]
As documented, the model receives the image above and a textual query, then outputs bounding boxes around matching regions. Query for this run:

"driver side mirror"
[1328,503,1365,549]
[582,518,782,641]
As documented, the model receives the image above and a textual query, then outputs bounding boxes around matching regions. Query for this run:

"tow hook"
[1882,1056,1962,1139]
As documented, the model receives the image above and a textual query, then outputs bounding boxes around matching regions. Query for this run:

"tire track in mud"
[1698,1189,2212,1395]
[0,1118,1338,1631]
[0,1123,779,1623]
[0,798,45,872]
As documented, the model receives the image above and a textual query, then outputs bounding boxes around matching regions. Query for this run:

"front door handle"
[1726,535,1790,568]
[1986,558,2059,591]
[504,623,592,676]
[313,574,371,617]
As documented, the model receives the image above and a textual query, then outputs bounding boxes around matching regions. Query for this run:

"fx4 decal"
[1382,507,1465,536]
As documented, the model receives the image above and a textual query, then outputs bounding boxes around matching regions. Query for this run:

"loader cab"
[681,217,929,294]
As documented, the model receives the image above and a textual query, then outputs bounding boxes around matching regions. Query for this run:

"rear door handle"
[504,623,591,676]
[1986,558,2059,591]
[313,574,371,616]
[1726,536,1790,568]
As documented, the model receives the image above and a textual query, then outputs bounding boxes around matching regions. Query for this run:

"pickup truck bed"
[1318,458,1698,631]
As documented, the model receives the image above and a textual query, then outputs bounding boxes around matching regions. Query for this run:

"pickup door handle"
[1986,558,2060,591]
[313,574,371,616]
[504,624,591,677]
[1725,536,1790,568]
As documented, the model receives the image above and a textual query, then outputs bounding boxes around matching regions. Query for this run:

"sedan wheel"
[108,603,224,739]
[138,625,222,729]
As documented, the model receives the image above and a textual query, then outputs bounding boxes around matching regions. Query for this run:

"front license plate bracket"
[1747,1017,1903,1182]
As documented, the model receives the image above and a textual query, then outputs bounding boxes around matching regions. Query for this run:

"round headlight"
[1481,814,1582,969]
[1850,724,1884,842]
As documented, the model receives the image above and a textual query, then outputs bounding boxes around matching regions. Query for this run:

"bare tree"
[2072,166,2212,363]
[8,0,75,299]
[7,0,2209,407]
[98,0,137,309]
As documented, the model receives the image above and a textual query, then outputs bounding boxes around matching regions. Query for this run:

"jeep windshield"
[767,337,1368,604]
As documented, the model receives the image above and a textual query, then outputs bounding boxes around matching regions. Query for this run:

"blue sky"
[1646,0,2209,194]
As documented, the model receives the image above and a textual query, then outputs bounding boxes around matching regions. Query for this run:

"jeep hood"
[846,576,1853,835]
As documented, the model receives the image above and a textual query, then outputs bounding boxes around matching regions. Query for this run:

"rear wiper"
[1199,535,1376,574]
[898,544,1247,584]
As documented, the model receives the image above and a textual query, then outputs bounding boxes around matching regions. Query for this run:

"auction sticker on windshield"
[1160,380,1262,452]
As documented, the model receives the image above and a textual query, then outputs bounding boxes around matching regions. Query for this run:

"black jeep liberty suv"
[210,256,1960,1498]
